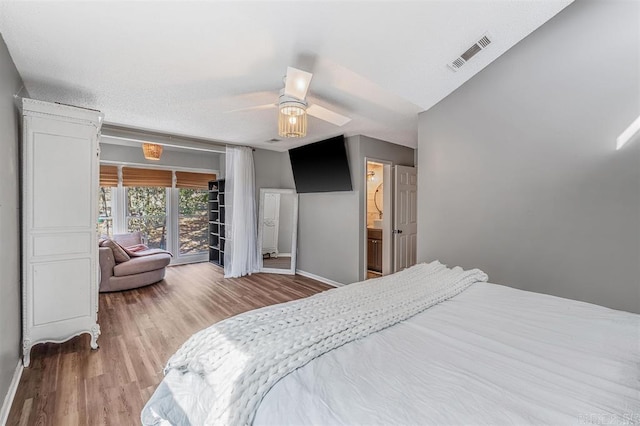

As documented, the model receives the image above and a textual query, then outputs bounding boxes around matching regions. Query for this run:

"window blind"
[99,165,118,187]
[175,172,217,189]
[122,167,172,187]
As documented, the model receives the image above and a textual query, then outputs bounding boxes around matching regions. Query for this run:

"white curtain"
[224,146,260,278]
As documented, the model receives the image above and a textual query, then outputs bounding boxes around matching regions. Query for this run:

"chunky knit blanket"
[164,261,488,425]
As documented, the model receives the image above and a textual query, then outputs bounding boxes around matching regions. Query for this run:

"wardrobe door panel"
[31,127,93,229]
[32,232,91,257]
[32,259,91,325]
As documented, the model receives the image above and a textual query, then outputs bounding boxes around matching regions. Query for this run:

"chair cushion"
[113,253,171,277]
[113,231,143,248]
[101,239,130,263]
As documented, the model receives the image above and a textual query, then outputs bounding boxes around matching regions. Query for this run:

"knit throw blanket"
[164,261,488,425]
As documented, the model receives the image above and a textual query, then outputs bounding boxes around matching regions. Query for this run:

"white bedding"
[144,282,640,425]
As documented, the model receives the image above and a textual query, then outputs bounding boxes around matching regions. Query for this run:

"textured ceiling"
[0,1,572,151]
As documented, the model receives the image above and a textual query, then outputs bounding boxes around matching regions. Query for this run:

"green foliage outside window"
[127,187,167,249]
[179,188,208,254]
[179,188,208,215]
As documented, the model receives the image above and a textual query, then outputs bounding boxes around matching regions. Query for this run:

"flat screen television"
[288,135,352,193]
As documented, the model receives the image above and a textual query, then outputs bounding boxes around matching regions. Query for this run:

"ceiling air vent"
[448,33,492,72]
[266,138,282,143]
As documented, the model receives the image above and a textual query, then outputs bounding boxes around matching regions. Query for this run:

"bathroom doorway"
[365,159,392,279]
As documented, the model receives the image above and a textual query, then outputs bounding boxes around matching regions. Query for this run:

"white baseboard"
[0,360,23,425]
[295,269,344,287]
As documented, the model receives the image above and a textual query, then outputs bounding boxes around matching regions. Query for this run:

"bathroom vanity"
[367,228,383,273]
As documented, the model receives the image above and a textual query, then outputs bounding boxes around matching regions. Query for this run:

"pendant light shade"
[278,100,307,138]
[142,143,163,161]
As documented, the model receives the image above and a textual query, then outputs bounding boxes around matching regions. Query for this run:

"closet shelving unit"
[208,179,226,267]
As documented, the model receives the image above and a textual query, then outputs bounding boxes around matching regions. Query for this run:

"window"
[98,164,216,264]
[98,165,117,237]
[178,188,209,254]
[126,187,168,250]
[98,187,113,237]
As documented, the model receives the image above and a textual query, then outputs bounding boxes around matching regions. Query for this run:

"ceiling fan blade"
[307,104,352,126]
[284,67,313,100]
[225,103,276,113]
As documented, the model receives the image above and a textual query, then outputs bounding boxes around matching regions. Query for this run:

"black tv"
[289,135,352,193]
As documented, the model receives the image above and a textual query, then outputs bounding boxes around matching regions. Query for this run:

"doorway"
[365,159,392,279]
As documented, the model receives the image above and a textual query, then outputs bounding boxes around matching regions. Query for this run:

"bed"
[141,262,640,425]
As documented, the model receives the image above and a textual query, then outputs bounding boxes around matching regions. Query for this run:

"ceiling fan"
[231,67,351,138]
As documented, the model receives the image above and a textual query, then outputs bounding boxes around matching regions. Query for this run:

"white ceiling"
[0,1,572,151]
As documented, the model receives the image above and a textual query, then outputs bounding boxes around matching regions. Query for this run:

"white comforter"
[144,281,640,425]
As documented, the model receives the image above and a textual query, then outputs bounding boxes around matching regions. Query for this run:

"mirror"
[258,188,298,274]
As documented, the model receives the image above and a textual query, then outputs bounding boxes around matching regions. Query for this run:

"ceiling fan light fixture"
[284,66,313,100]
[142,142,163,160]
[278,100,307,138]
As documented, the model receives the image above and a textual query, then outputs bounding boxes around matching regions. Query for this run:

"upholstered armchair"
[99,232,171,292]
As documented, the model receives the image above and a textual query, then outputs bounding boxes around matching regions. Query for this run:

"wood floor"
[7,262,332,426]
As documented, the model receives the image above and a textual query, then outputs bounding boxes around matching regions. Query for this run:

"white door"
[393,165,417,272]
[262,192,280,256]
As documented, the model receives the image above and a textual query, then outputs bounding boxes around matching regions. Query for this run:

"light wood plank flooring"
[7,262,332,426]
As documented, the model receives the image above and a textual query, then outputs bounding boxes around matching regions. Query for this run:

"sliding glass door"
[178,188,209,255]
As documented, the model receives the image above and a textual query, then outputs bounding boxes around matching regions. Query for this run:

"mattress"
[143,282,640,425]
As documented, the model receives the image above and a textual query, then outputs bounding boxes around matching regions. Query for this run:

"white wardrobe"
[21,98,103,367]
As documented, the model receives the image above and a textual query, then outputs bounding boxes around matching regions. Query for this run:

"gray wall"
[99,143,221,172]
[0,34,24,412]
[252,151,295,254]
[253,149,297,258]
[298,189,360,283]
[417,0,640,313]
[253,137,414,284]
[254,143,360,284]
[253,148,295,193]
[296,136,361,284]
